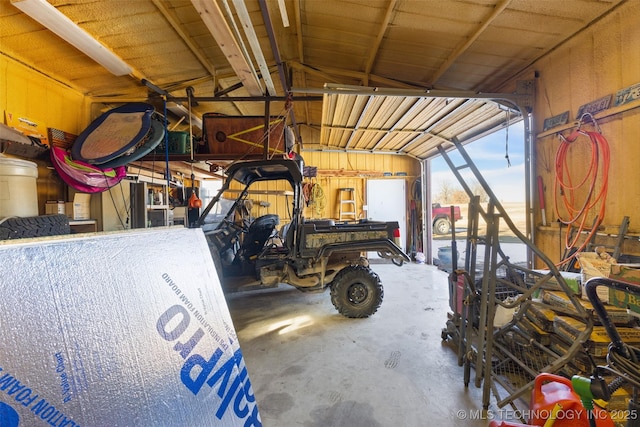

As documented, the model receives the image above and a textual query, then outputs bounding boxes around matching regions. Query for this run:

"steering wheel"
[222,219,248,233]
[211,219,247,254]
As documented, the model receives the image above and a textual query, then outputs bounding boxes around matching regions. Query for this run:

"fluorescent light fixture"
[166,102,202,130]
[11,0,132,76]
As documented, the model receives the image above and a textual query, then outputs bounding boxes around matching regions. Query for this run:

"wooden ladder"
[585,216,630,260]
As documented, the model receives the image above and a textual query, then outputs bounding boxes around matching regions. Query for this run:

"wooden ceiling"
[0,0,626,165]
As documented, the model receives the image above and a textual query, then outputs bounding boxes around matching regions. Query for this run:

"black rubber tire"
[330,265,383,318]
[0,214,70,240]
[433,217,451,235]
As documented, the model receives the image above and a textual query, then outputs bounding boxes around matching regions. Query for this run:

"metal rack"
[438,139,593,414]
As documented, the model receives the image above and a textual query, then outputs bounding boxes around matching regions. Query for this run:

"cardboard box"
[45,200,65,215]
[607,264,640,315]
[541,289,636,325]
[65,193,91,220]
[610,264,640,283]
[577,251,616,302]
[0,228,261,426]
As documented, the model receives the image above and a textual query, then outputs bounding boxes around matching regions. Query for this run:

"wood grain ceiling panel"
[0,0,626,164]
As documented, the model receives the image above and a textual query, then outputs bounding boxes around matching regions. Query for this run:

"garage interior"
[1,0,640,426]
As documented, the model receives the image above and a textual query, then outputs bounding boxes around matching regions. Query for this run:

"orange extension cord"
[554,127,610,266]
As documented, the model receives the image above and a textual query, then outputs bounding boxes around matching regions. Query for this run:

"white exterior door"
[366,179,406,254]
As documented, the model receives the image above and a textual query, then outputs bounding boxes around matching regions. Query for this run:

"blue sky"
[430,121,526,202]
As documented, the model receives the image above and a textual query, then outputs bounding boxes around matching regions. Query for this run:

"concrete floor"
[226,262,497,427]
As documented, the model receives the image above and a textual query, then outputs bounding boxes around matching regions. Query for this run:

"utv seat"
[241,214,280,259]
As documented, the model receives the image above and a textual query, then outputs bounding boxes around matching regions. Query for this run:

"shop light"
[11,0,132,76]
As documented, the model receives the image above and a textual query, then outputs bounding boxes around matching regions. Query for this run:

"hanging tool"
[185,86,202,227]
[450,205,457,271]
[504,110,511,167]
[538,175,547,226]
[162,95,171,189]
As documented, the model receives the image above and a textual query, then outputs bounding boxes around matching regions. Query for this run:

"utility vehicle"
[196,158,409,318]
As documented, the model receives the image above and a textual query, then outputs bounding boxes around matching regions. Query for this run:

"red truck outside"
[432,203,462,235]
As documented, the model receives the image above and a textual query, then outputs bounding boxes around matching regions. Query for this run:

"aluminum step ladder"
[338,188,357,221]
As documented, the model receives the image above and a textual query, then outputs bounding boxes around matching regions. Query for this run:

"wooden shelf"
[223,189,294,196]
[537,224,640,240]
[536,98,640,139]
[69,219,97,234]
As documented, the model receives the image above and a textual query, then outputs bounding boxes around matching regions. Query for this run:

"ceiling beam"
[288,61,418,90]
[151,0,217,79]
[258,0,304,150]
[232,0,277,96]
[163,76,217,94]
[363,0,398,85]
[292,0,310,127]
[191,0,264,97]
[367,74,421,89]
[427,0,512,86]
[131,160,224,180]
[294,0,304,63]
[288,61,342,84]
[294,83,525,105]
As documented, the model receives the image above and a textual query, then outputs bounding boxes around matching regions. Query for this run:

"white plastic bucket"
[0,155,39,217]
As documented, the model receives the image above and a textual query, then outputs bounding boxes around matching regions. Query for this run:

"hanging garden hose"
[554,115,610,265]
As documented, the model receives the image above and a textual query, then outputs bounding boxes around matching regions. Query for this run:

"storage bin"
[0,155,38,217]
[154,131,191,154]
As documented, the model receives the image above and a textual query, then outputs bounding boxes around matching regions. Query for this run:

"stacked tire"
[0,214,70,240]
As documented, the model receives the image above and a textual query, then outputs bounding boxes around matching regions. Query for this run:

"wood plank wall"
[230,150,421,250]
[519,1,640,266]
[0,55,85,213]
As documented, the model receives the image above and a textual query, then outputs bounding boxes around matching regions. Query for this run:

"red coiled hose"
[554,128,610,265]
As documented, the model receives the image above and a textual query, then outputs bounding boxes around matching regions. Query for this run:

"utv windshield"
[200,197,236,232]
[197,159,303,230]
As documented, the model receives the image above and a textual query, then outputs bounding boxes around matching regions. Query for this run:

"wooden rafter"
[363,0,398,85]
[191,0,264,97]
[428,0,512,86]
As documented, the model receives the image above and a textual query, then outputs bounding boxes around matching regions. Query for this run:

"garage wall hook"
[577,112,601,134]
[557,132,568,143]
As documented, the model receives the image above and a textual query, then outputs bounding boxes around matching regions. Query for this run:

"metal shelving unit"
[130,181,170,228]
